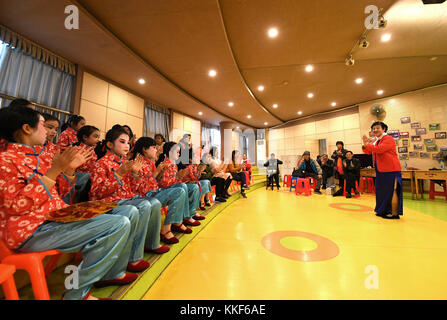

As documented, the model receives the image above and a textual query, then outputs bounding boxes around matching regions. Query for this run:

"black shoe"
[241,192,247,198]
[354,190,360,195]
[222,194,229,199]
[314,190,322,195]
[215,197,227,202]
[322,186,326,190]
[346,193,352,198]
[225,192,231,197]
[242,185,250,190]
[205,201,211,207]
[381,214,400,219]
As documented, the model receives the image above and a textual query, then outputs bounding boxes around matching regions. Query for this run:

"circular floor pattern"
[329,203,374,212]
[261,231,340,262]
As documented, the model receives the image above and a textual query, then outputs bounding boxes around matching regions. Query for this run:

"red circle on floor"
[329,203,373,212]
[261,231,339,262]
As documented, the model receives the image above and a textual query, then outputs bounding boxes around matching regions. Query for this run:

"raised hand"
[176,168,188,181]
[362,134,370,145]
[67,146,93,171]
[116,160,135,177]
[51,146,79,173]
[131,154,146,175]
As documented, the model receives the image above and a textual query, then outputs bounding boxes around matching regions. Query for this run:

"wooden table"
[360,169,415,199]
[414,170,447,200]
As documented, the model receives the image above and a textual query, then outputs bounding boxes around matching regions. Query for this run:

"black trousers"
[231,172,247,186]
[211,177,227,197]
[345,173,359,194]
[267,174,280,189]
[297,172,321,190]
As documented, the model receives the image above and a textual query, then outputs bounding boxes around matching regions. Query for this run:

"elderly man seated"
[296,151,323,195]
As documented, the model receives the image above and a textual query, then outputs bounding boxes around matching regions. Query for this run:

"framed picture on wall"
[413,144,423,150]
[398,147,408,153]
[400,117,411,124]
[409,152,419,157]
[420,152,429,159]
[429,123,440,131]
[441,146,447,152]
[388,130,400,139]
[399,154,409,160]
[416,128,427,135]
[401,139,409,146]
[400,132,409,139]
[424,138,434,144]
[426,144,438,152]
[411,135,421,142]
[435,132,446,139]
[411,122,421,129]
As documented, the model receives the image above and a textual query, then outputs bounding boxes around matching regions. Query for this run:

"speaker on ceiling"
[422,0,446,4]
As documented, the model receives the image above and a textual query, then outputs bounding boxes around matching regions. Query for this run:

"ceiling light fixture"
[331,102,337,107]
[198,112,203,116]
[345,55,355,66]
[264,122,268,126]
[273,104,278,109]
[138,79,146,85]
[381,33,391,42]
[208,69,217,77]
[377,89,384,95]
[297,111,303,115]
[228,102,234,107]
[355,78,363,84]
[268,28,278,38]
[247,115,252,119]
[305,65,314,72]
[258,85,265,92]
[307,93,314,98]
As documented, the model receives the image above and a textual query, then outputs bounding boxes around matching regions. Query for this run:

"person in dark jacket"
[264,153,283,190]
[343,151,361,198]
[296,151,323,194]
[317,154,334,189]
[331,141,348,196]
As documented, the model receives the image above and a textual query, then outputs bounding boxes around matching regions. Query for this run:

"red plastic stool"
[210,185,216,203]
[0,264,19,300]
[243,171,250,186]
[0,239,62,300]
[360,177,369,193]
[161,206,168,216]
[343,181,360,197]
[306,177,317,190]
[367,177,376,193]
[296,178,312,196]
[283,175,292,188]
[429,181,447,200]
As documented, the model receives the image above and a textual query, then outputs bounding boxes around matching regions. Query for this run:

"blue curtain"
[144,106,171,140]
[0,41,74,112]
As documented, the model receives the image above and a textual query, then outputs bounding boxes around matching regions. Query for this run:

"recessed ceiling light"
[236,126,240,129]
[430,57,438,61]
[247,115,252,119]
[138,79,146,85]
[377,90,384,95]
[268,28,278,38]
[208,69,217,77]
[355,78,363,84]
[228,102,234,107]
[273,104,278,109]
[297,111,303,115]
[198,112,203,116]
[331,102,337,107]
[258,85,265,92]
[264,122,268,126]
[305,65,314,72]
[307,93,314,98]
[381,33,391,42]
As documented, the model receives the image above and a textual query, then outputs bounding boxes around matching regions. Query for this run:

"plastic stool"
[161,206,168,216]
[306,177,317,190]
[243,171,250,186]
[367,177,376,193]
[296,178,312,196]
[0,264,19,300]
[283,175,292,188]
[290,177,299,192]
[1,239,61,300]
[429,181,447,200]
[343,181,360,197]
[360,177,369,193]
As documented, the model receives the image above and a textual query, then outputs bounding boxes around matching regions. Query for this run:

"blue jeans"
[166,183,200,219]
[145,186,186,226]
[118,196,162,255]
[199,180,211,196]
[18,206,134,300]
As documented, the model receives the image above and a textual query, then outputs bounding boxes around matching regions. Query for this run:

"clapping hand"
[362,135,370,145]
[131,154,146,175]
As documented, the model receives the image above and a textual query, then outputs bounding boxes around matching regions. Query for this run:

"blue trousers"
[145,186,186,225]
[199,180,212,196]
[118,196,162,255]
[62,172,91,204]
[17,206,134,300]
[167,183,200,219]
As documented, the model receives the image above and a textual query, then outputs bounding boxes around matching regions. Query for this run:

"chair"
[209,185,216,203]
[429,181,447,201]
[290,177,299,192]
[367,177,376,193]
[343,181,360,197]
[242,171,250,186]
[296,178,312,196]
[0,264,19,300]
[306,177,317,190]
[283,175,292,188]
[0,239,62,300]
[360,177,369,194]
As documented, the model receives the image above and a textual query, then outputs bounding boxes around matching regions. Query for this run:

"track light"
[359,37,369,49]
[345,55,355,66]
[378,15,387,29]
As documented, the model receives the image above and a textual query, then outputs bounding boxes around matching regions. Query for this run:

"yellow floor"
[143,188,447,300]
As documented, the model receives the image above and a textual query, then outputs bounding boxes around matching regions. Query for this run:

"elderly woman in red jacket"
[362,121,403,219]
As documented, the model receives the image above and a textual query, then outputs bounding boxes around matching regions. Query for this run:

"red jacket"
[57,127,78,152]
[362,134,401,172]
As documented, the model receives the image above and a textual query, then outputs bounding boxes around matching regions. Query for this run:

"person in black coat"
[331,141,348,196]
[343,151,361,198]
[317,154,334,189]
[264,153,283,190]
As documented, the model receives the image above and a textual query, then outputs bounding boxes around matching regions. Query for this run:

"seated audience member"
[242,153,253,180]
[296,151,323,194]
[200,152,219,205]
[90,125,168,272]
[40,113,61,166]
[202,150,228,203]
[154,133,166,159]
[227,150,248,198]
[0,106,138,300]
[156,142,201,228]
[264,153,283,190]
[209,146,233,200]
[317,154,335,189]
[57,115,86,152]
[1,99,35,152]
[331,141,348,197]
[122,125,136,152]
[130,137,190,244]
[73,125,100,173]
[343,151,361,198]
